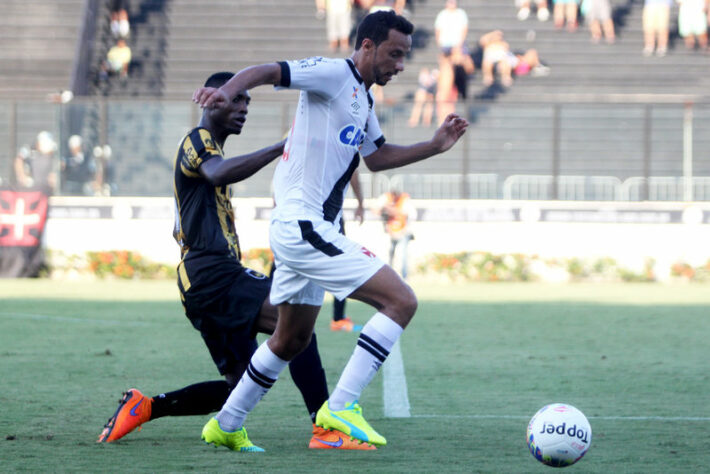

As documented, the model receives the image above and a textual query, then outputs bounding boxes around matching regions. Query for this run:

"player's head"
[353,11,413,88]
[201,72,251,137]
[354,11,413,50]
[204,72,234,89]
[68,135,82,154]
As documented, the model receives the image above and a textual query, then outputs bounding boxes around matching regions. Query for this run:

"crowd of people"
[313,1,708,128]
[100,0,132,82]
[12,131,115,196]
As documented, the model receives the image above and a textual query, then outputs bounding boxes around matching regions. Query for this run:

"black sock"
[333,298,346,321]
[288,333,329,423]
[150,380,231,420]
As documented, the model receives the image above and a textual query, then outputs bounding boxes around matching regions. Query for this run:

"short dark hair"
[354,10,414,50]
[204,72,234,88]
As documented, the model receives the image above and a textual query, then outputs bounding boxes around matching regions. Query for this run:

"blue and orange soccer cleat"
[309,424,376,450]
[97,388,152,443]
[201,417,264,452]
[315,400,386,446]
[330,317,363,332]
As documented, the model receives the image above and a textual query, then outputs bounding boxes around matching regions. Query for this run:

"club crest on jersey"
[297,56,324,68]
[352,86,359,99]
[338,124,365,149]
[361,247,376,258]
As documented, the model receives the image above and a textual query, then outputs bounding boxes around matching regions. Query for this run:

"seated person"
[101,39,132,80]
[478,30,548,87]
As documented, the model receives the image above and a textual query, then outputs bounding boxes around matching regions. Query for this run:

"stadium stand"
[1,0,709,198]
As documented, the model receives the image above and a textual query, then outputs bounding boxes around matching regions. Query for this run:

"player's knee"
[269,331,312,360]
[390,284,417,324]
[400,287,418,319]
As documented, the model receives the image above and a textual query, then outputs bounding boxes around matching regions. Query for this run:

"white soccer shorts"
[269,219,385,306]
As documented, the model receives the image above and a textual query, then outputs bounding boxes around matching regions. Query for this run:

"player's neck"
[197,119,227,148]
[349,54,373,90]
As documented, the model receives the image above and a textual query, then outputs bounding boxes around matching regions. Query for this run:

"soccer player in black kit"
[97,72,375,451]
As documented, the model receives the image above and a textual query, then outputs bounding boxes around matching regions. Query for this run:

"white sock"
[329,312,404,410]
[215,341,288,431]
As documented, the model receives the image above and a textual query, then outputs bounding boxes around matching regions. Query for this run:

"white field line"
[383,338,411,418]
[6,311,709,424]
[410,414,710,422]
[0,312,174,326]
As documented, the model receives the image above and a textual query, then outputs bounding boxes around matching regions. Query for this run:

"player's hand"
[354,203,365,225]
[432,113,469,153]
[192,87,229,109]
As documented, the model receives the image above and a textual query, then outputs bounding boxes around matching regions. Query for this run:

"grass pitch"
[1,279,709,473]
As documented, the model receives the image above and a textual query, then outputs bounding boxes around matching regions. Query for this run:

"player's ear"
[361,38,376,52]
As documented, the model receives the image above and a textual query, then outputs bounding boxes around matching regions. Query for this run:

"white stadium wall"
[44,197,710,279]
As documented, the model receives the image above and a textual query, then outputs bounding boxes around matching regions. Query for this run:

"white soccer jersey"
[271,57,385,223]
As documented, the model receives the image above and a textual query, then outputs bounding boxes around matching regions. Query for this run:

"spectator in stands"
[101,38,132,80]
[517,0,550,21]
[61,135,96,195]
[642,0,673,56]
[316,0,353,52]
[14,131,58,194]
[92,145,116,196]
[677,0,708,51]
[583,0,616,43]
[435,0,474,124]
[362,0,406,15]
[110,0,130,39]
[349,0,371,44]
[553,0,580,31]
[408,67,438,127]
[479,30,550,87]
[374,187,416,280]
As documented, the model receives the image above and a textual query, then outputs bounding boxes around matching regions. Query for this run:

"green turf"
[1,280,708,473]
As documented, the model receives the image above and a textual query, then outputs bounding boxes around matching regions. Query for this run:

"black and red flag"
[0,188,49,277]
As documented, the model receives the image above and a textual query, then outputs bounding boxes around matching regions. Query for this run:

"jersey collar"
[345,58,364,84]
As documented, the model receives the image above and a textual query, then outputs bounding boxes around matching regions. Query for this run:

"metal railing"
[1,98,709,201]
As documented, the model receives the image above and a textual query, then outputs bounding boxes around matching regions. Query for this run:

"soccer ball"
[526,403,592,468]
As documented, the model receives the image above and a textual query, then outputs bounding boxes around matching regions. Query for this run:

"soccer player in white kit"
[193,10,468,451]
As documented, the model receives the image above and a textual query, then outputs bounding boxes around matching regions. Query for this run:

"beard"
[373,66,390,86]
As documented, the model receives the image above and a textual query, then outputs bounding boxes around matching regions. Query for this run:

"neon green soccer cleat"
[201,417,264,453]
[315,400,386,446]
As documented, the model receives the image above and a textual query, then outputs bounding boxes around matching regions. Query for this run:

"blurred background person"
[677,0,708,51]
[316,0,353,52]
[435,0,472,124]
[553,0,580,31]
[374,187,416,280]
[61,135,96,195]
[408,66,438,127]
[583,0,616,44]
[91,145,116,196]
[479,30,549,87]
[643,0,673,56]
[100,38,132,81]
[363,0,406,14]
[110,0,130,39]
[14,131,58,194]
[517,0,550,21]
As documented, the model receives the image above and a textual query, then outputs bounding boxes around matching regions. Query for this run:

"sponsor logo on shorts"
[246,268,267,279]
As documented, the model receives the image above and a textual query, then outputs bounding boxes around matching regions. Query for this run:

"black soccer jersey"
[173,127,244,299]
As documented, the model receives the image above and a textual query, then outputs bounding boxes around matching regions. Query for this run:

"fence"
[1,98,708,201]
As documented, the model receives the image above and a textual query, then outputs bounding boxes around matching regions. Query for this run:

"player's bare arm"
[350,169,365,224]
[198,140,286,186]
[193,63,282,109]
[363,113,469,172]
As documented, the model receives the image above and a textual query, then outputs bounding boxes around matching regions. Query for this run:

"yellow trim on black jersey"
[177,260,191,292]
